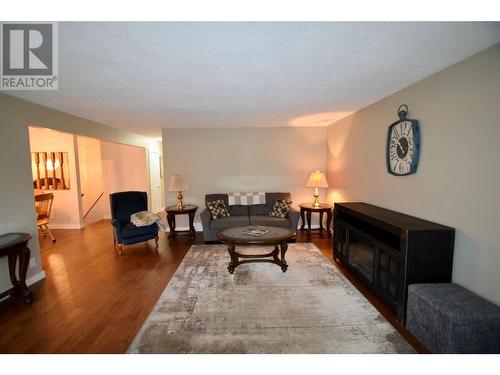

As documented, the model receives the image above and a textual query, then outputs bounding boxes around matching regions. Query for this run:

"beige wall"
[101,141,149,217]
[162,127,328,228]
[327,44,500,305]
[0,115,43,291]
[29,127,83,229]
[0,93,161,295]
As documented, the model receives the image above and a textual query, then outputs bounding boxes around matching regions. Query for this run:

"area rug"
[128,243,414,353]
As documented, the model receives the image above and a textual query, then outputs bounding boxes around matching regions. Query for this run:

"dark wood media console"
[333,202,455,323]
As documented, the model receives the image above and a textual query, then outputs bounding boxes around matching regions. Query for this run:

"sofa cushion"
[210,215,250,230]
[121,222,157,239]
[248,192,291,215]
[207,199,230,220]
[247,204,268,215]
[269,199,291,218]
[249,215,290,228]
[227,205,249,216]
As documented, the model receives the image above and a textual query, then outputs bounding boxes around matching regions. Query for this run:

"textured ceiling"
[7,22,500,137]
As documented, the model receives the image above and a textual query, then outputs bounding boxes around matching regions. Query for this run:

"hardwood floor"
[0,220,427,353]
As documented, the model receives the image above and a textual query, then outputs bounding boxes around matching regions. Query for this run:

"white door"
[149,151,162,212]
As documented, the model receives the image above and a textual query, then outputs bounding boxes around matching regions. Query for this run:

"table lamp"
[306,170,329,208]
[168,175,190,210]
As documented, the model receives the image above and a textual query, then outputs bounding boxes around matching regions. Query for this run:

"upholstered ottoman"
[406,283,500,353]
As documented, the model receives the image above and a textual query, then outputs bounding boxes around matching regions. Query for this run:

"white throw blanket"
[228,192,266,206]
[130,211,168,231]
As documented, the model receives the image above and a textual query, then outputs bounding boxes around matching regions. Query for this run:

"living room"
[1,1,499,373]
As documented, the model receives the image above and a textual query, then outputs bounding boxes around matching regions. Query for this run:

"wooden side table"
[0,232,34,304]
[299,203,333,239]
[165,205,198,239]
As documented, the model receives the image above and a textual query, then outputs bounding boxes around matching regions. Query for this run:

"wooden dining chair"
[35,193,56,243]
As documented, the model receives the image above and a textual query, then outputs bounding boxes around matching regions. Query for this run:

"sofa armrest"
[200,208,212,230]
[288,207,301,231]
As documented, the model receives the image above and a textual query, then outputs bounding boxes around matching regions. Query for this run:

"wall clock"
[386,104,421,176]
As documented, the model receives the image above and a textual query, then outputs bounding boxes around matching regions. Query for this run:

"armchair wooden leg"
[113,233,123,255]
[155,235,159,249]
[116,244,123,256]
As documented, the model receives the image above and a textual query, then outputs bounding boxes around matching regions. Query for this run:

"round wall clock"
[386,104,421,176]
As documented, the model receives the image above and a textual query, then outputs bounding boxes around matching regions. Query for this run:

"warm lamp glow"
[306,170,329,208]
[306,170,329,188]
[168,175,190,210]
[289,112,353,127]
[168,175,190,192]
[46,159,60,171]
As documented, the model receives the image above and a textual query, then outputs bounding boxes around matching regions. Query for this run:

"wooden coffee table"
[217,226,295,274]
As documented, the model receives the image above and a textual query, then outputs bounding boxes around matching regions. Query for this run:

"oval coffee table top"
[217,226,295,245]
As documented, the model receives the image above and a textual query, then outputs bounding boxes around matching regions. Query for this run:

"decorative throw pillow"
[269,200,291,218]
[207,199,230,220]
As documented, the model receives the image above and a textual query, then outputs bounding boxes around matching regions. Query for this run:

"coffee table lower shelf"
[217,226,295,274]
[226,243,288,273]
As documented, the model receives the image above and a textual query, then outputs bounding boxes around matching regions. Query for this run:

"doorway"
[28,126,163,240]
[149,151,162,213]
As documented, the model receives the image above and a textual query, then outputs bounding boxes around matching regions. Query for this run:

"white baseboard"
[49,223,85,229]
[0,271,47,302]
[27,271,46,286]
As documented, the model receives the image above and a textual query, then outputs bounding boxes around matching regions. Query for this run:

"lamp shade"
[306,170,329,188]
[168,175,190,192]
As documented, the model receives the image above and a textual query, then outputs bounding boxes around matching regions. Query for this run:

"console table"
[333,202,455,323]
[0,232,34,304]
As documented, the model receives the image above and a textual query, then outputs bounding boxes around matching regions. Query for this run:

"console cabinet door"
[374,246,402,311]
[333,220,348,261]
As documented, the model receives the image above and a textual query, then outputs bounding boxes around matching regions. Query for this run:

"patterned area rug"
[128,243,414,353]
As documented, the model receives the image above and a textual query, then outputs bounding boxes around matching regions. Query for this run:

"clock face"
[387,120,420,176]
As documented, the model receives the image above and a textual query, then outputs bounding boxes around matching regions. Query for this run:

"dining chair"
[35,193,56,243]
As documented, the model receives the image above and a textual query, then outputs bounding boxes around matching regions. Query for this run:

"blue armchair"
[110,191,159,255]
